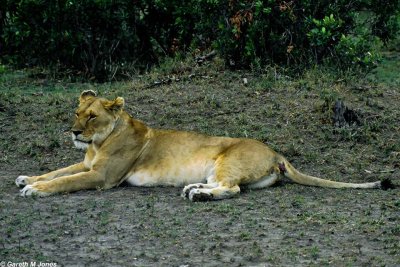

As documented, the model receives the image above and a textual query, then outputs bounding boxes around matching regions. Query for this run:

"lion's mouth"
[73,138,92,150]
[74,139,92,144]
[74,138,92,144]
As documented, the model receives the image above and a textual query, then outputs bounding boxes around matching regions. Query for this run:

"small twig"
[208,110,244,118]
[365,169,396,174]
[196,50,217,65]
[143,77,174,89]
[110,66,119,81]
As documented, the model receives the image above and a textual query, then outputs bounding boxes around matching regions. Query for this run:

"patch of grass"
[238,231,252,241]
[0,48,399,266]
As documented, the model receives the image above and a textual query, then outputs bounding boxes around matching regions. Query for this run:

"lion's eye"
[75,113,79,118]
[88,114,97,121]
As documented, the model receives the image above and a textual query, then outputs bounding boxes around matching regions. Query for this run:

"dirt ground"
[0,56,399,266]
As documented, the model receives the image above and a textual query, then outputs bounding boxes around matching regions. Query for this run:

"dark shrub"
[1,0,399,80]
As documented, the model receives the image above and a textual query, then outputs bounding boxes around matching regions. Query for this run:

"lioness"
[16,90,392,201]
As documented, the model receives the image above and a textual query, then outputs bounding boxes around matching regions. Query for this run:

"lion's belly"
[125,159,216,187]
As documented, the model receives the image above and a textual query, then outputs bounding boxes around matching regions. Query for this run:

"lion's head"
[71,90,124,150]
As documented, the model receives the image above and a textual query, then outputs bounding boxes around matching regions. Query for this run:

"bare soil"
[0,58,399,266]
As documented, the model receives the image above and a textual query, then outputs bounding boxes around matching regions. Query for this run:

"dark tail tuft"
[380,178,395,190]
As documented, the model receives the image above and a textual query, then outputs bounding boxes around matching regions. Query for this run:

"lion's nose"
[72,130,83,136]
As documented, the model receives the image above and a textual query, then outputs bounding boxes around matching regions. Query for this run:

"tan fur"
[16,91,384,200]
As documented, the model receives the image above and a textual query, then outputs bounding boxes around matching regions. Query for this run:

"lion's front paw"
[20,183,53,197]
[15,175,31,187]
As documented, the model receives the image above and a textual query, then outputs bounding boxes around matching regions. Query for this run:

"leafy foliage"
[0,0,399,80]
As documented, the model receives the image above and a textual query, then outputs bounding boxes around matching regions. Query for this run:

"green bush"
[1,0,153,81]
[215,0,396,72]
[0,0,399,80]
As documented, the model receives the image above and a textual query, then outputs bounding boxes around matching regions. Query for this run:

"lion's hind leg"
[183,182,240,202]
[181,183,217,199]
[182,140,280,201]
[246,173,279,189]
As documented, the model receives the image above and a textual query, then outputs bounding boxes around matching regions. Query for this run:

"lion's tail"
[278,157,394,189]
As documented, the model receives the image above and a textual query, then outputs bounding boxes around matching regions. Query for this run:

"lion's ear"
[79,90,97,103]
[104,97,125,112]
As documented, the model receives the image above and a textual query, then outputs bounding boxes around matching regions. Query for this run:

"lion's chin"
[73,140,91,150]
